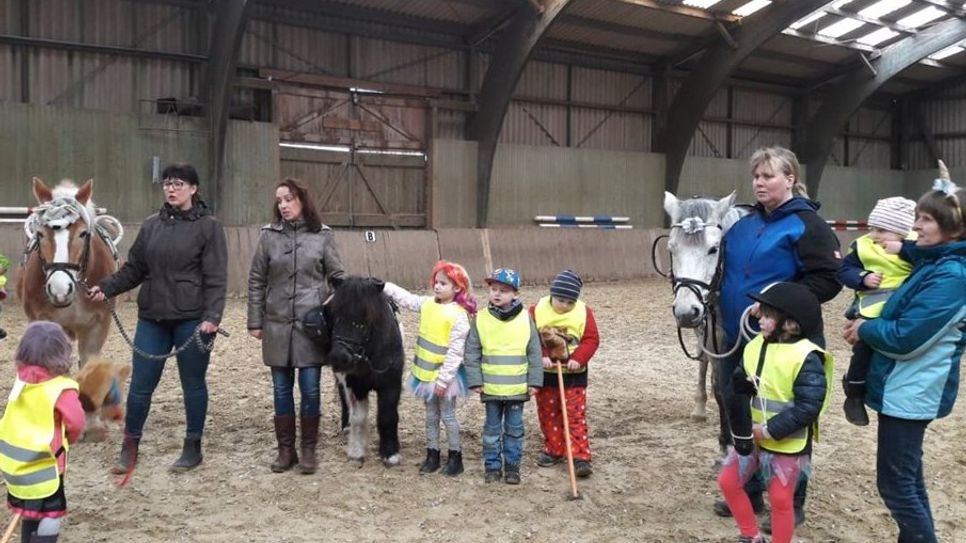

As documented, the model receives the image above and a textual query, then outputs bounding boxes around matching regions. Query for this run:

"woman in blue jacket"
[845,178,966,543]
[713,146,842,528]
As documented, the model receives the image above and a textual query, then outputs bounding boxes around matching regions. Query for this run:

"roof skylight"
[896,6,945,28]
[856,27,899,46]
[818,17,865,38]
[789,11,827,30]
[732,0,771,17]
[681,0,722,7]
[859,0,912,19]
[929,45,964,60]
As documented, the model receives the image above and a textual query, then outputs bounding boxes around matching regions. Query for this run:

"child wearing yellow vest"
[0,251,9,340]
[529,270,599,478]
[0,321,86,543]
[383,260,477,477]
[836,196,916,426]
[464,268,543,485]
[718,282,832,543]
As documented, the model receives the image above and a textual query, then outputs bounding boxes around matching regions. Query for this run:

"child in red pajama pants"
[529,270,599,478]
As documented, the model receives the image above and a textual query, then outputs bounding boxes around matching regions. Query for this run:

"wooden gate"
[272,72,431,228]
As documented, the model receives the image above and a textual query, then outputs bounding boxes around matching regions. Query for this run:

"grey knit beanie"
[550,269,582,301]
[868,197,916,236]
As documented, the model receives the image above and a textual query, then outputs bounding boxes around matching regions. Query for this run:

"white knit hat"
[868,197,916,236]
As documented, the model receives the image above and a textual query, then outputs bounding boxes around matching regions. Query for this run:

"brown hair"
[749,146,809,198]
[273,177,322,232]
[917,187,966,241]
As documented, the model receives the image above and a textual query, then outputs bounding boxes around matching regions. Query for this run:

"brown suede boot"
[271,415,298,473]
[298,415,320,475]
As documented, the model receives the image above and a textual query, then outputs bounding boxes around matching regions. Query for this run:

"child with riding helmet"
[0,321,86,543]
[529,270,599,477]
[464,268,543,485]
[717,282,832,543]
[382,260,477,477]
[836,196,916,426]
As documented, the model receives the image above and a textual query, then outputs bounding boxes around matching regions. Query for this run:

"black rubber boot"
[419,448,441,474]
[504,464,521,485]
[171,435,203,472]
[111,436,139,475]
[842,376,869,426]
[442,450,463,476]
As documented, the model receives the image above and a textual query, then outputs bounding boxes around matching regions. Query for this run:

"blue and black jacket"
[720,197,843,345]
[861,240,966,420]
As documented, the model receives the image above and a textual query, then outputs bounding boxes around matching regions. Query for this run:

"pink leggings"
[718,452,801,543]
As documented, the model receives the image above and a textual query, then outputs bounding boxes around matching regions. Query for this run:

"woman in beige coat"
[247,178,345,474]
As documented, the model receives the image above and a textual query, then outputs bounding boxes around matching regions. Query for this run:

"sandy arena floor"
[0,279,964,542]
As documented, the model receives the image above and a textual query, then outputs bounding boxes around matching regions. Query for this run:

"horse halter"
[332,318,372,365]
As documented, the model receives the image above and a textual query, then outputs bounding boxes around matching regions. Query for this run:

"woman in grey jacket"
[247,178,345,474]
[89,163,228,473]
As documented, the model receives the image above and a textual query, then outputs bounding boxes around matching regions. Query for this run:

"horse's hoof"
[382,454,401,467]
[81,428,108,443]
[348,457,364,468]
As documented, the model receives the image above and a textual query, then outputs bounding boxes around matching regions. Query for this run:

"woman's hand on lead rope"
[248,329,263,340]
[87,285,106,302]
[199,320,219,335]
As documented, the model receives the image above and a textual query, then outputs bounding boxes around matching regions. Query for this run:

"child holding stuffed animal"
[0,251,9,340]
[529,270,599,478]
[0,321,86,543]
[382,260,477,476]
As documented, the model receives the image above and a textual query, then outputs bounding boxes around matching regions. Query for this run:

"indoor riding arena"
[1,1,966,542]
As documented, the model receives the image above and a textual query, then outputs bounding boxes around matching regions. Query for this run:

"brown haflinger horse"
[17,178,122,368]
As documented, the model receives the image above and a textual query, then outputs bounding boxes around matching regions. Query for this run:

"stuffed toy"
[539,326,571,363]
[75,357,131,441]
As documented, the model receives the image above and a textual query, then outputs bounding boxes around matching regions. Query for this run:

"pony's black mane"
[327,276,389,327]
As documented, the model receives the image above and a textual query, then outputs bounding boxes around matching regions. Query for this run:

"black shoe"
[442,450,463,476]
[111,436,139,475]
[843,397,870,426]
[713,494,765,517]
[419,448,441,474]
[504,465,521,485]
[536,452,563,467]
[761,507,804,535]
[484,469,502,483]
[0,328,7,340]
[171,436,203,472]
[574,460,593,478]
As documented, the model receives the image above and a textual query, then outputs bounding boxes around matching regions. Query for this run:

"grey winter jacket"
[99,203,227,324]
[464,304,543,402]
[246,221,345,368]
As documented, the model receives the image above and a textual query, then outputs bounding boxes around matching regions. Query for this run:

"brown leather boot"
[298,415,320,475]
[271,415,298,473]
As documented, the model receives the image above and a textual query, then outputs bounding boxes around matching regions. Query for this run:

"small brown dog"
[75,357,131,441]
[539,326,571,363]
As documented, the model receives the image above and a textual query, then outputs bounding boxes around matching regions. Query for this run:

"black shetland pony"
[321,276,404,467]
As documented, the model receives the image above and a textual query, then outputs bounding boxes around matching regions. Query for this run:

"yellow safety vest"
[411,299,465,383]
[742,336,833,455]
[477,309,532,397]
[533,296,587,374]
[853,234,914,318]
[0,376,78,500]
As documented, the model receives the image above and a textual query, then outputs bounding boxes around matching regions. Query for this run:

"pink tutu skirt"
[721,446,811,488]
[407,366,468,400]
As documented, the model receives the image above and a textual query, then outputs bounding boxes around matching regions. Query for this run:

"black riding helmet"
[748,282,823,339]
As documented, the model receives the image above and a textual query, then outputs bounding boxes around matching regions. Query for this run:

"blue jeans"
[125,318,212,439]
[482,400,525,472]
[877,414,935,543]
[271,367,321,417]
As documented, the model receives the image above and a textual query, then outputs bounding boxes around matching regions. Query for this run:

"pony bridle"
[668,217,725,309]
[333,318,372,365]
[29,198,95,295]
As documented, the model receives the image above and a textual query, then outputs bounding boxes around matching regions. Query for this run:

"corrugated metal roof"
[328,0,494,25]
[569,0,711,36]
[546,23,679,57]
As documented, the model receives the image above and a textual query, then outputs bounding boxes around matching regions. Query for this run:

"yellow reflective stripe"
[481,374,527,385]
[412,356,440,372]
[0,441,48,463]
[2,466,58,487]
[751,397,795,412]
[416,336,448,356]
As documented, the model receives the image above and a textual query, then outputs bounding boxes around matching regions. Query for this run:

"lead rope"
[699,305,757,361]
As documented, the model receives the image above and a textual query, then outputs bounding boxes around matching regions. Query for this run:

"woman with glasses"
[88,163,228,474]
